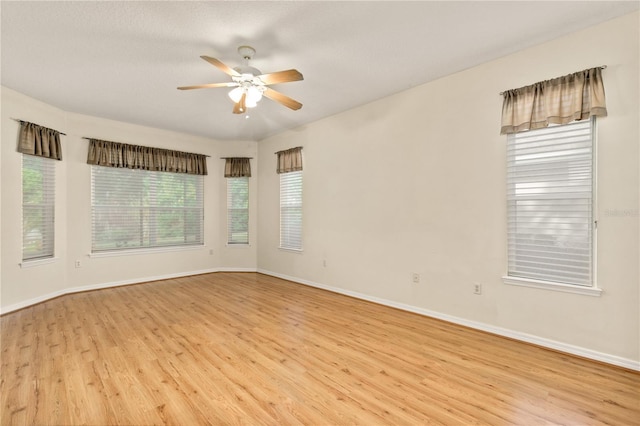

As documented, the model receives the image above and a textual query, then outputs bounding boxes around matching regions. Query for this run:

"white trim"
[278,247,303,254]
[217,267,258,273]
[592,117,599,290]
[90,244,204,258]
[19,257,58,268]
[257,269,638,372]
[503,276,603,296]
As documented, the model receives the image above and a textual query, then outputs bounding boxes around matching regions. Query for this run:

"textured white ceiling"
[2,1,638,141]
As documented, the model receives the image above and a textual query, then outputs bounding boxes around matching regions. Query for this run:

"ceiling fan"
[178,45,303,114]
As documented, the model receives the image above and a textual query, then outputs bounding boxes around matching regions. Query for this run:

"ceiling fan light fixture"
[228,87,244,103]
[229,85,263,108]
[246,86,263,105]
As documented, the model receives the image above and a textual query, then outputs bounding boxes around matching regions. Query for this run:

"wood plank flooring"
[1,272,639,425]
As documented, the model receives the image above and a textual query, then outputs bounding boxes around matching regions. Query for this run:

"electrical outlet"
[209,249,214,255]
[75,260,81,268]
[412,273,420,284]
[323,259,327,267]
[473,283,482,295]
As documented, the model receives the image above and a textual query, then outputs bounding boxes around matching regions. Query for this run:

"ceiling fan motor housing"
[233,65,262,77]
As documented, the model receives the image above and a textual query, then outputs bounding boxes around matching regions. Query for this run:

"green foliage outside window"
[92,167,203,252]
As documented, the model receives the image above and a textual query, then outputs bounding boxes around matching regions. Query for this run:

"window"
[22,155,55,261]
[506,118,595,288]
[280,170,303,250]
[227,177,249,244]
[91,166,204,252]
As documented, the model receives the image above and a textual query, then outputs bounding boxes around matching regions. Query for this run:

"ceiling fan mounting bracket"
[237,45,256,60]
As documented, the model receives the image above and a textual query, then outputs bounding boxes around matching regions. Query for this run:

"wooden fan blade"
[257,69,303,85]
[263,88,303,111]
[232,93,247,114]
[177,82,238,90]
[201,55,240,77]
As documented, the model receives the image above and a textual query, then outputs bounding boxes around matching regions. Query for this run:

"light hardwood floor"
[1,272,639,425]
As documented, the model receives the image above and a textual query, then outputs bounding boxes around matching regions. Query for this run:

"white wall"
[257,12,640,367]
[1,87,258,311]
[1,12,638,369]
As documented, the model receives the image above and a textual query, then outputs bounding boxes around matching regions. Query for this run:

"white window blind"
[280,171,303,250]
[227,177,249,244]
[22,154,55,261]
[507,118,594,287]
[91,166,204,252]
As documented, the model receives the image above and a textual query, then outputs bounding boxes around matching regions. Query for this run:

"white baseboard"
[257,269,640,372]
[217,267,259,273]
[4,268,638,371]
[1,268,215,314]
[0,267,257,315]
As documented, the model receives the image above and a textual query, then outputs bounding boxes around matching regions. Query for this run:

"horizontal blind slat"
[227,177,249,244]
[22,155,55,260]
[280,171,303,250]
[507,119,593,287]
[91,166,204,252]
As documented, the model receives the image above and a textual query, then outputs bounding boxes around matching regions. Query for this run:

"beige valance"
[500,67,607,135]
[87,139,208,175]
[224,158,252,177]
[276,147,303,174]
[17,121,63,160]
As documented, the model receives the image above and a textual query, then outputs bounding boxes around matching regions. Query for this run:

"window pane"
[280,171,302,250]
[91,166,204,252]
[22,155,55,260]
[227,177,249,244]
[507,119,594,286]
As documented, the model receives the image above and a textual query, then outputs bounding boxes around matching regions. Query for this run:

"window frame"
[502,118,601,296]
[90,166,204,254]
[226,176,250,245]
[22,154,56,262]
[279,170,303,251]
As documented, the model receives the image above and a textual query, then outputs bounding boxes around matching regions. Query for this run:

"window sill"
[226,243,251,248]
[279,247,303,254]
[20,257,58,268]
[503,276,602,297]
[90,244,204,258]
